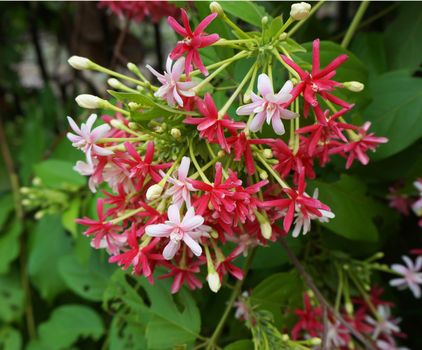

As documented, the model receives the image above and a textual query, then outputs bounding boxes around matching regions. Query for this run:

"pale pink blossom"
[233,291,250,321]
[236,74,298,135]
[161,156,196,207]
[325,320,349,349]
[376,339,409,350]
[145,205,210,260]
[73,159,100,193]
[390,255,422,298]
[412,179,422,220]
[146,56,197,107]
[365,305,401,340]
[67,114,113,163]
[103,162,135,193]
[93,233,127,256]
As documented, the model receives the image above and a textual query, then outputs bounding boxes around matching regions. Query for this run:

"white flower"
[75,94,105,109]
[146,56,197,107]
[236,74,298,135]
[161,157,196,208]
[145,205,210,260]
[290,2,311,21]
[365,305,401,340]
[68,56,92,70]
[390,255,422,298]
[67,114,113,164]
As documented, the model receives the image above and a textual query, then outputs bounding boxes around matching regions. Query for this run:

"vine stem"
[0,119,37,340]
[205,248,257,350]
[279,238,376,350]
[341,1,370,49]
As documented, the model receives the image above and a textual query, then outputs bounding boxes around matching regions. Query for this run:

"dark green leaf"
[109,317,147,350]
[0,193,14,230]
[0,218,21,274]
[0,327,21,350]
[220,1,268,27]
[224,339,254,350]
[0,273,24,323]
[350,33,388,76]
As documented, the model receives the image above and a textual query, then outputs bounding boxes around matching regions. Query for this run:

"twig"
[0,119,37,340]
[279,238,375,350]
[341,1,370,49]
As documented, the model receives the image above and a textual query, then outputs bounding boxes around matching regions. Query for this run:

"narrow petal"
[167,204,181,224]
[178,157,190,179]
[249,112,266,132]
[146,224,173,237]
[194,13,217,35]
[272,117,285,135]
[257,73,273,97]
[183,234,202,256]
[163,240,180,260]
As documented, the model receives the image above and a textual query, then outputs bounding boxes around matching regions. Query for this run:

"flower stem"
[91,62,147,87]
[255,152,289,189]
[205,248,257,350]
[341,1,370,49]
[189,139,210,184]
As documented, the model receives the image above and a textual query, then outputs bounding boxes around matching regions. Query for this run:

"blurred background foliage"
[0,1,421,349]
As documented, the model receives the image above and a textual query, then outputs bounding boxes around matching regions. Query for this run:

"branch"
[279,238,375,350]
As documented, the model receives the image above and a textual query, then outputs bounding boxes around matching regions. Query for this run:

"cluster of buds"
[67,3,387,294]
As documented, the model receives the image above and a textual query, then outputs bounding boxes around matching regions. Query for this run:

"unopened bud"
[68,56,92,70]
[262,149,273,159]
[255,211,272,239]
[128,102,140,111]
[128,122,140,130]
[75,94,105,109]
[310,338,321,345]
[35,211,44,220]
[107,78,122,89]
[262,16,269,25]
[217,150,225,157]
[281,334,289,341]
[20,187,30,194]
[290,2,311,21]
[259,170,268,180]
[207,271,221,293]
[170,128,182,139]
[32,177,42,186]
[345,301,353,315]
[146,184,163,200]
[343,81,364,92]
[279,32,288,41]
[22,199,31,206]
[209,2,224,16]
[127,62,140,74]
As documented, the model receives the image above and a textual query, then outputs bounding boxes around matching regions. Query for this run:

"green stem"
[205,248,257,350]
[287,1,326,38]
[255,152,289,189]
[341,1,370,49]
[92,63,147,87]
[274,17,294,39]
[189,139,210,184]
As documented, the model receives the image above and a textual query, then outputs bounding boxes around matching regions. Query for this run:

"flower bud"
[262,149,273,159]
[32,177,42,186]
[127,62,139,74]
[20,187,30,194]
[146,184,163,200]
[75,94,105,109]
[281,334,289,341]
[207,271,221,293]
[128,122,140,130]
[255,211,272,239]
[68,56,92,70]
[261,16,269,25]
[170,128,182,140]
[290,2,311,21]
[209,2,224,16]
[107,78,122,89]
[279,32,288,41]
[217,150,225,157]
[259,170,268,180]
[343,81,364,92]
[309,338,321,346]
[110,119,124,129]
[128,102,140,111]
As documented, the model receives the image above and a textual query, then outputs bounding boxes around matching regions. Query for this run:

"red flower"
[260,169,330,232]
[329,121,388,169]
[184,94,245,152]
[216,247,244,281]
[160,258,204,294]
[291,294,323,340]
[282,39,351,117]
[168,9,219,76]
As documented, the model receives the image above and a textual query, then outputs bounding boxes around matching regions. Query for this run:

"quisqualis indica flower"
[67,114,113,164]
[168,9,219,76]
[145,205,210,260]
[146,56,197,107]
[365,305,401,339]
[236,74,298,135]
[389,255,422,298]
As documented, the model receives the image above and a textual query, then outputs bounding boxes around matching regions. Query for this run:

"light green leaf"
[0,273,24,323]
[365,70,422,160]
[220,1,268,27]
[33,160,85,189]
[0,218,22,274]
[28,214,72,301]
[310,175,379,242]
[0,327,22,350]
[37,305,104,350]
[62,197,81,237]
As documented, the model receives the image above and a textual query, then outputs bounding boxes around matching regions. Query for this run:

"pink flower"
[376,339,409,350]
[168,9,219,76]
[390,255,422,298]
[159,259,204,294]
[365,305,401,340]
[162,156,196,208]
[236,74,298,135]
[146,56,197,107]
[412,179,422,222]
[67,114,113,164]
[282,39,351,117]
[387,185,411,216]
[184,94,245,152]
[145,205,210,260]
[233,291,250,321]
[291,294,323,339]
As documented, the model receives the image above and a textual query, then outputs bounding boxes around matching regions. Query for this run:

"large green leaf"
[0,193,13,230]
[250,271,303,327]
[311,175,380,242]
[0,327,21,350]
[109,317,147,350]
[365,70,422,160]
[28,214,72,301]
[224,339,254,350]
[58,253,113,302]
[33,159,85,189]
[0,273,24,323]
[385,3,422,73]
[61,197,81,237]
[220,1,268,27]
[350,33,388,76]
[0,218,21,274]
[37,305,104,350]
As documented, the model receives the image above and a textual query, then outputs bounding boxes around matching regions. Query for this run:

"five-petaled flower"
[168,9,219,76]
[390,255,422,298]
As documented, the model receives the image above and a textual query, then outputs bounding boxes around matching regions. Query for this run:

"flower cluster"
[67,4,387,294]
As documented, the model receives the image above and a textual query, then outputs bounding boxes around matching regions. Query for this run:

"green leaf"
[28,214,72,301]
[58,253,113,302]
[37,305,104,350]
[62,197,81,237]
[220,1,268,27]
[109,317,147,350]
[0,193,13,230]
[224,339,254,350]
[0,273,24,323]
[250,271,303,327]
[385,3,422,73]
[0,327,22,350]
[365,70,422,160]
[350,33,388,76]
[0,218,21,274]
[34,160,85,189]
[310,175,379,242]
